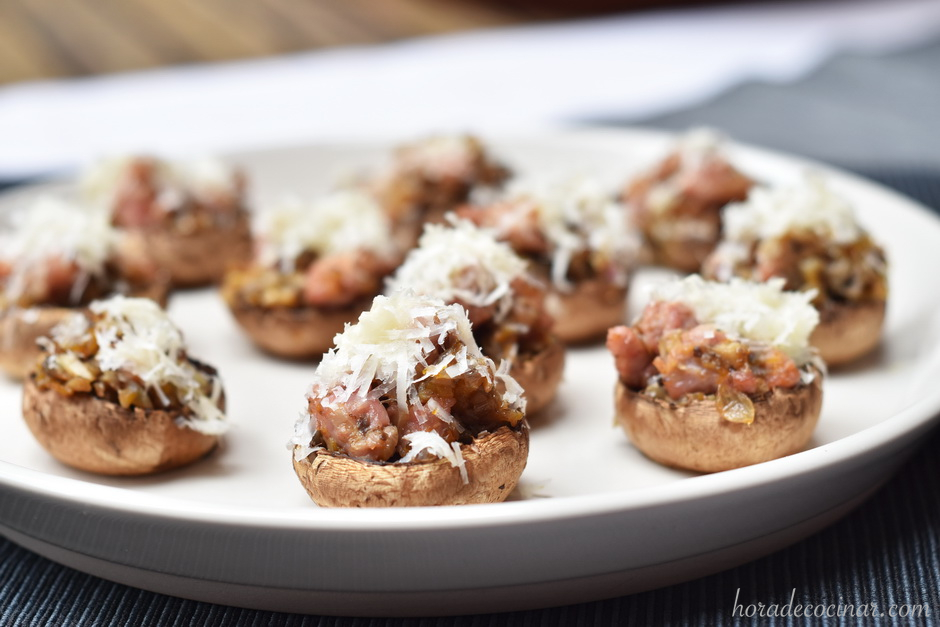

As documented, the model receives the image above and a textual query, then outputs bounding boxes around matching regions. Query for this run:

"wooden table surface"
[0,0,589,85]
[0,0,717,85]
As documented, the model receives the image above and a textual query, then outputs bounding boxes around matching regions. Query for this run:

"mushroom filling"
[706,230,887,307]
[33,297,226,433]
[86,156,247,233]
[308,336,523,463]
[223,249,395,309]
[224,190,401,310]
[607,301,805,425]
[467,276,554,363]
[625,150,752,236]
[1,257,139,309]
[0,197,160,310]
[371,135,510,222]
[385,220,556,365]
[456,177,635,293]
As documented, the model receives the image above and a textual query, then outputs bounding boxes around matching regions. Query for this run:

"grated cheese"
[254,189,396,270]
[82,155,240,210]
[386,219,530,325]
[0,196,117,304]
[645,128,728,216]
[393,135,483,180]
[52,296,228,434]
[650,275,819,365]
[722,174,863,245]
[398,431,469,483]
[496,176,637,290]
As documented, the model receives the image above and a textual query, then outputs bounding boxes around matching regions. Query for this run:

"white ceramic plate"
[2,129,940,617]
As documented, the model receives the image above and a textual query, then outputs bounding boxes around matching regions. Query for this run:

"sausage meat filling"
[104,157,247,233]
[607,301,803,423]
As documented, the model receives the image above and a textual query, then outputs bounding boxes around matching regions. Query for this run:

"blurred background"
[0,0,783,83]
[0,0,938,179]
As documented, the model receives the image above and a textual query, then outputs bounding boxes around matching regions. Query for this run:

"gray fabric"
[593,39,940,171]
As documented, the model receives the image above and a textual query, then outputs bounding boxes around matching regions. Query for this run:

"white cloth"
[1,0,939,178]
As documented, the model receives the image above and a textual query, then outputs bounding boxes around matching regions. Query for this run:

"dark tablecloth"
[3,36,940,627]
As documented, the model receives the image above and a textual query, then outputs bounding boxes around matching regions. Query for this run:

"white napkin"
[1,0,939,178]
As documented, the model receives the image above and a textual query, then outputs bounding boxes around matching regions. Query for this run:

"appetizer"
[0,196,166,379]
[458,176,637,344]
[82,155,252,287]
[370,134,510,232]
[607,276,822,473]
[622,129,753,272]
[702,175,888,366]
[291,291,528,507]
[23,296,227,475]
[221,190,402,359]
[386,219,564,414]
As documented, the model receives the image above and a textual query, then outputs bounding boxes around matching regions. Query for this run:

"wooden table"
[0,0,719,85]
[0,0,576,85]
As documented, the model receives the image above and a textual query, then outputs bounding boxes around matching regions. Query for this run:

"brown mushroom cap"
[133,211,252,288]
[509,338,565,415]
[548,280,627,345]
[615,367,823,473]
[646,232,717,274]
[227,296,374,359]
[0,307,74,379]
[22,375,222,475]
[292,424,529,507]
[811,299,886,367]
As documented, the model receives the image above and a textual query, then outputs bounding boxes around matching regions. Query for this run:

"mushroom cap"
[615,367,823,473]
[648,234,717,273]
[227,296,374,360]
[132,211,252,288]
[0,307,74,379]
[509,337,565,415]
[548,279,628,345]
[292,424,529,507]
[22,375,222,475]
[811,299,886,367]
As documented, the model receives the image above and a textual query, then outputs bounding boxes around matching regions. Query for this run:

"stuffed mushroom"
[82,155,252,287]
[0,196,167,379]
[221,190,403,359]
[607,275,823,473]
[23,296,228,475]
[622,129,753,272]
[702,174,888,366]
[458,176,638,344]
[290,291,528,507]
[370,134,510,237]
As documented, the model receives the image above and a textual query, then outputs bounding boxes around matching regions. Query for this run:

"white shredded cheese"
[722,174,863,245]
[53,296,228,434]
[292,291,524,462]
[398,431,467,476]
[0,196,117,303]
[386,219,530,324]
[254,189,396,270]
[393,135,483,180]
[644,128,729,216]
[497,176,637,290]
[676,127,724,167]
[81,155,240,209]
[650,275,819,364]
